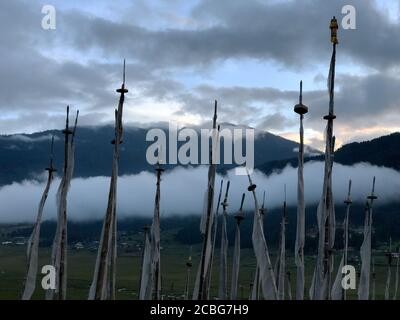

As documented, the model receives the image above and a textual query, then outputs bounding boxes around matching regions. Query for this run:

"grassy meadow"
[0,243,393,300]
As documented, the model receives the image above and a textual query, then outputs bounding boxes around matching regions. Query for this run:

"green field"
[0,243,394,300]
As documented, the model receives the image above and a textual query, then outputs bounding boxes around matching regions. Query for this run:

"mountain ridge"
[1,126,398,187]
[256,132,400,175]
[0,124,309,186]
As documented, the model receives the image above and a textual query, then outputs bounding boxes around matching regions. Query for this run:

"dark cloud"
[257,112,295,131]
[173,85,297,122]
[191,0,400,70]
[0,0,399,144]
[302,73,400,129]
[54,0,400,71]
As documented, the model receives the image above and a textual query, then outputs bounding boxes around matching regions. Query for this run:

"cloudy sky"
[1,0,400,150]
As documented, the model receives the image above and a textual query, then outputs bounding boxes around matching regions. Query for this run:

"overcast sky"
[1,0,400,150]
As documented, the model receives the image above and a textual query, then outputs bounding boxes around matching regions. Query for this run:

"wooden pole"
[22,136,57,300]
[197,101,218,300]
[89,61,127,300]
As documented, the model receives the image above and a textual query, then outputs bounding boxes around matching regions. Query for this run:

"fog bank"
[0,161,399,223]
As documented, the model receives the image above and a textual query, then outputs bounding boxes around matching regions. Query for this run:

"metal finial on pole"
[117,60,128,94]
[299,81,303,103]
[123,59,126,85]
[66,105,69,129]
[344,180,352,205]
[213,100,218,125]
[240,193,245,211]
[62,106,73,136]
[368,177,377,202]
[330,16,339,44]
[235,193,246,222]
[294,81,308,115]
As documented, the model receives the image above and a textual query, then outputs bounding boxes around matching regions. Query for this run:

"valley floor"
[0,245,393,300]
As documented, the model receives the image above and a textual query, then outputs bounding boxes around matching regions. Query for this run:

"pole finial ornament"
[294,80,308,115]
[117,59,128,94]
[330,16,339,44]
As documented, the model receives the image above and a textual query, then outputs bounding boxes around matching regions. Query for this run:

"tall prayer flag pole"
[310,17,338,300]
[22,137,56,300]
[294,80,308,300]
[89,61,127,300]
